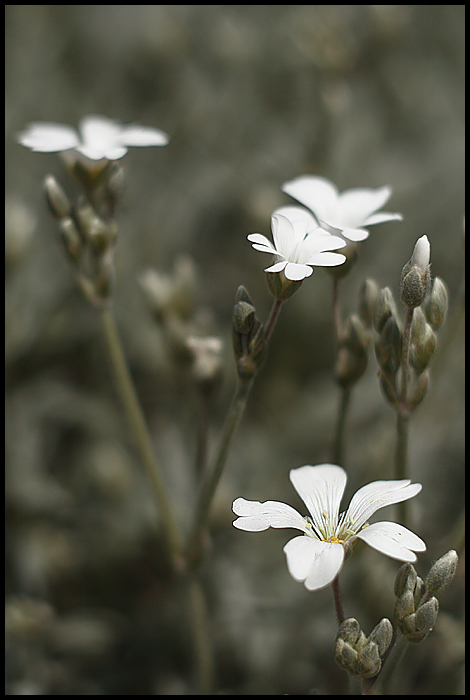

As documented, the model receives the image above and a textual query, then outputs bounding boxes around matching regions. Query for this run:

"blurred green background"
[6,5,464,694]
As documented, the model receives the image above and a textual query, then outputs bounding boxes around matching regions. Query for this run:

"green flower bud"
[409,324,436,375]
[358,278,380,327]
[408,371,429,410]
[44,175,71,220]
[233,301,256,335]
[394,589,416,624]
[59,217,82,264]
[375,315,402,377]
[374,287,399,333]
[425,550,458,595]
[368,618,393,657]
[406,597,439,643]
[266,270,303,300]
[400,235,431,309]
[338,618,362,646]
[356,640,381,678]
[394,562,417,598]
[425,277,449,331]
[334,637,358,672]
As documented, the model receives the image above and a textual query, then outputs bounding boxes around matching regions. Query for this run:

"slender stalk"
[184,572,215,693]
[186,375,254,567]
[99,305,184,563]
[367,634,408,695]
[186,296,284,567]
[395,307,413,526]
[332,575,345,626]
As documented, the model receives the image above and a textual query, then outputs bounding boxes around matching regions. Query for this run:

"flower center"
[305,510,366,544]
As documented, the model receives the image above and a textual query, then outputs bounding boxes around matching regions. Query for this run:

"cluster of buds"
[140,257,223,395]
[44,164,123,306]
[335,278,378,388]
[394,550,458,643]
[373,236,448,411]
[334,617,393,678]
[231,286,265,380]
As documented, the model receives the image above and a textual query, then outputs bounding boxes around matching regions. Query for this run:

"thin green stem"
[332,575,345,626]
[367,634,408,695]
[395,307,413,526]
[186,296,284,567]
[184,572,215,693]
[186,376,254,567]
[99,305,184,563]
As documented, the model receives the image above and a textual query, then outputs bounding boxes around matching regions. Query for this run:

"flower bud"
[394,562,417,598]
[356,641,381,678]
[367,618,393,657]
[400,235,431,309]
[375,315,402,378]
[358,278,380,327]
[374,287,398,333]
[405,597,439,643]
[425,550,458,595]
[59,217,83,264]
[334,637,358,672]
[266,270,303,300]
[425,277,449,331]
[233,301,256,335]
[44,175,71,220]
[408,371,429,410]
[409,323,436,375]
[338,618,362,645]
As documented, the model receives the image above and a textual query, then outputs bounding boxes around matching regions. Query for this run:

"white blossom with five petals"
[280,175,403,242]
[17,115,169,161]
[248,213,346,281]
[233,464,425,591]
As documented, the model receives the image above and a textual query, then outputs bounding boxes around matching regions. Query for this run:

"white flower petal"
[272,205,319,227]
[284,537,345,590]
[355,521,426,562]
[411,235,431,269]
[338,227,370,242]
[289,465,347,528]
[345,480,422,530]
[119,125,170,147]
[17,123,79,153]
[307,251,347,267]
[264,260,288,274]
[232,498,309,533]
[364,212,403,226]
[304,541,345,590]
[247,233,278,255]
[283,262,313,280]
[282,175,339,223]
[335,186,392,229]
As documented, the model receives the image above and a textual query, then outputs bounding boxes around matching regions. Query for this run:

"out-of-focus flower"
[280,175,403,242]
[233,464,425,591]
[247,213,346,281]
[17,116,169,161]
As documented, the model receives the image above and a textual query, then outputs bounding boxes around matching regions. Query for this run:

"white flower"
[248,213,346,281]
[281,175,403,242]
[232,464,425,591]
[410,235,431,270]
[17,115,169,161]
